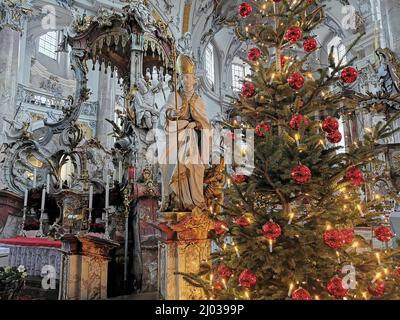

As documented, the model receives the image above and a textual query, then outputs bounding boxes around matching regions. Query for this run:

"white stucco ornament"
[0,0,33,32]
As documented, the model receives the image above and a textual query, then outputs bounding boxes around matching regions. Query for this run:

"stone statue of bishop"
[157,54,211,212]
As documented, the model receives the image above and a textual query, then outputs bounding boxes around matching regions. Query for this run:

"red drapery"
[0,237,61,248]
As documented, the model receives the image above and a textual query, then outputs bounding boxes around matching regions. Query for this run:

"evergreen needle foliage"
[187,0,400,300]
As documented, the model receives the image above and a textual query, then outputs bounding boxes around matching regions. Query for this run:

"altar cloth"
[0,237,62,248]
[0,247,9,256]
[0,238,62,278]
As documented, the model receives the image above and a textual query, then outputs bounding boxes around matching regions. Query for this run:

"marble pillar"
[381,0,400,55]
[0,28,19,146]
[17,21,30,86]
[96,67,116,150]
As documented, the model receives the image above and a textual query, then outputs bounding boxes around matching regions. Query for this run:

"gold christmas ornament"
[176,54,195,75]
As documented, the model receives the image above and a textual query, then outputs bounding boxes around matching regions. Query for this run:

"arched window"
[327,37,347,153]
[327,37,347,74]
[60,155,74,188]
[337,117,346,152]
[231,57,251,92]
[39,31,59,60]
[338,43,347,65]
[205,43,215,85]
[232,63,245,92]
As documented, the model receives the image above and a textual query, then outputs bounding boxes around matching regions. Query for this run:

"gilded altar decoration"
[142,165,157,196]
[71,12,94,33]
[168,208,213,242]
[204,158,225,214]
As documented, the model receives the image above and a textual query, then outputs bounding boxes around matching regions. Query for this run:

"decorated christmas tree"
[186,0,400,300]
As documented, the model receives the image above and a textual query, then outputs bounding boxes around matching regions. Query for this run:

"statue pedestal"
[59,234,119,300]
[158,210,212,300]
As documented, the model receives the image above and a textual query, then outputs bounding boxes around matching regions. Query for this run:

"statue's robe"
[157,90,210,210]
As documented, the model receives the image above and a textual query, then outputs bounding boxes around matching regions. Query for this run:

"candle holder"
[104,207,110,240]
[88,208,93,227]
[18,206,27,237]
[80,208,93,231]
[123,179,133,294]
[36,209,48,238]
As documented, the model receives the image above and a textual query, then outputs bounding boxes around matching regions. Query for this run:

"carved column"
[96,69,116,150]
[158,210,212,300]
[0,28,20,146]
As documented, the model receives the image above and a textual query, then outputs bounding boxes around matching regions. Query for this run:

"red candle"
[129,166,134,180]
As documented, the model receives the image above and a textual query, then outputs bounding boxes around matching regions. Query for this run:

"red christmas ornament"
[374,226,394,242]
[218,265,233,280]
[290,114,309,130]
[345,166,364,186]
[129,166,135,180]
[231,174,247,184]
[394,267,400,277]
[368,281,385,297]
[214,221,228,235]
[291,288,312,300]
[291,164,312,184]
[285,26,302,44]
[238,269,257,288]
[341,228,354,245]
[255,122,271,137]
[239,3,252,17]
[234,216,251,227]
[288,72,305,90]
[273,0,281,2]
[241,82,256,98]
[303,37,318,52]
[341,67,358,84]
[327,130,342,144]
[326,277,348,299]
[322,117,339,133]
[247,48,262,61]
[323,229,345,249]
[262,221,282,240]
